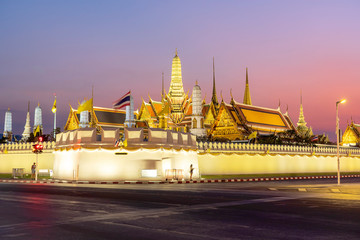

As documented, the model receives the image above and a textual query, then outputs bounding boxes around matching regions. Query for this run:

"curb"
[1,174,360,185]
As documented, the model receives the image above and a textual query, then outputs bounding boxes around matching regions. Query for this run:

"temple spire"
[243,67,252,105]
[211,57,219,107]
[297,90,307,127]
[161,72,165,98]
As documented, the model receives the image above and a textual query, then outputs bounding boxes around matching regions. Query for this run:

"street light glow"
[337,99,346,104]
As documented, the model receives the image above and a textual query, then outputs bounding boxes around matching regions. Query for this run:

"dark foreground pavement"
[1,179,360,240]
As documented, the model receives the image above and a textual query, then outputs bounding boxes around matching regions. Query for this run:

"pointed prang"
[175,48,178,56]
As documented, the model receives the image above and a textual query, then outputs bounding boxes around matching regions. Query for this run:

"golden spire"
[297,90,307,127]
[243,67,252,105]
[211,57,219,107]
[168,49,185,114]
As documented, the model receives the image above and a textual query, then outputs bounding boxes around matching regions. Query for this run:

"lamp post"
[336,99,346,185]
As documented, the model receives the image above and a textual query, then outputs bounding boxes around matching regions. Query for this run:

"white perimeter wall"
[0,152,54,174]
[53,148,199,181]
[2,151,360,178]
[198,153,360,175]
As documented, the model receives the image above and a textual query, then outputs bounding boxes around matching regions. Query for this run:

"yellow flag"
[123,139,128,147]
[33,125,40,137]
[248,131,257,139]
[52,98,57,113]
[77,98,93,112]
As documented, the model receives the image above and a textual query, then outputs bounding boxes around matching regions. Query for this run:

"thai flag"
[113,91,131,109]
[311,135,319,142]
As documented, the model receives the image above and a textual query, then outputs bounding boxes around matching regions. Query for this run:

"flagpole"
[53,94,57,139]
[91,85,94,128]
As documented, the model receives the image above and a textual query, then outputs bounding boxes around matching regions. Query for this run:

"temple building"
[296,91,313,138]
[63,50,298,142]
[190,81,206,137]
[137,50,192,132]
[137,51,297,141]
[22,102,32,141]
[342,121,360,146]
[64,106,128,132]
[207,68,297,141]
[33,103,43,136]
[3,108,12,139]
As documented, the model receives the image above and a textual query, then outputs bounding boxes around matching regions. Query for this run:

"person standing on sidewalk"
[31,162,36,180]
[190,164,194,181]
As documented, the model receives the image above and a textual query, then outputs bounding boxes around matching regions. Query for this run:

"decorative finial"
[246,67,248,84]
[286,104,289,113]
[7,107,10,111]
[162,72,164,97]
[195,80,198,85]
[211,56,218,106]
[175,48,178,56]
[220,90,223,101]
[277,99,281,110]
[230,88,233,99]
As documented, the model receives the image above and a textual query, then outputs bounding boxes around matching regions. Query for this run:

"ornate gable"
[210,102,243,141]
[204,101,217,129]
[64,106,79,131]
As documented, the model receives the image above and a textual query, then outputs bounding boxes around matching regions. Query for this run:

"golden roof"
[241,109,286,127]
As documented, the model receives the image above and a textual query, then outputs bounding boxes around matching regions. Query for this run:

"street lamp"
[336,99,346,185]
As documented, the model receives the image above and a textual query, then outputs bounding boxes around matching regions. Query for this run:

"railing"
[2,141,360,157]
[196,141,360,157]
[0,142,56,152]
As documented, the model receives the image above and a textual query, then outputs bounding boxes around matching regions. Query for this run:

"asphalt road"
[1,178,360,240]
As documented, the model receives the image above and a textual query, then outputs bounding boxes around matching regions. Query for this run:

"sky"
[1,0,360,141]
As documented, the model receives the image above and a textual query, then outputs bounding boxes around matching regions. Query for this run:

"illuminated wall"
[0,152,54,174]
[53,148,198,181]
[0,142,55,174]
[198,153,360,175]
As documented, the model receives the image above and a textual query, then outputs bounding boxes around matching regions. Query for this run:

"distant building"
[33,103,43,136]
[22,102,32,141]
[3,108,12,139]
[342,121,360,146]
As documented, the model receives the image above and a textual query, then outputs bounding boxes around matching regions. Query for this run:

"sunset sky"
[1,0,360,140]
